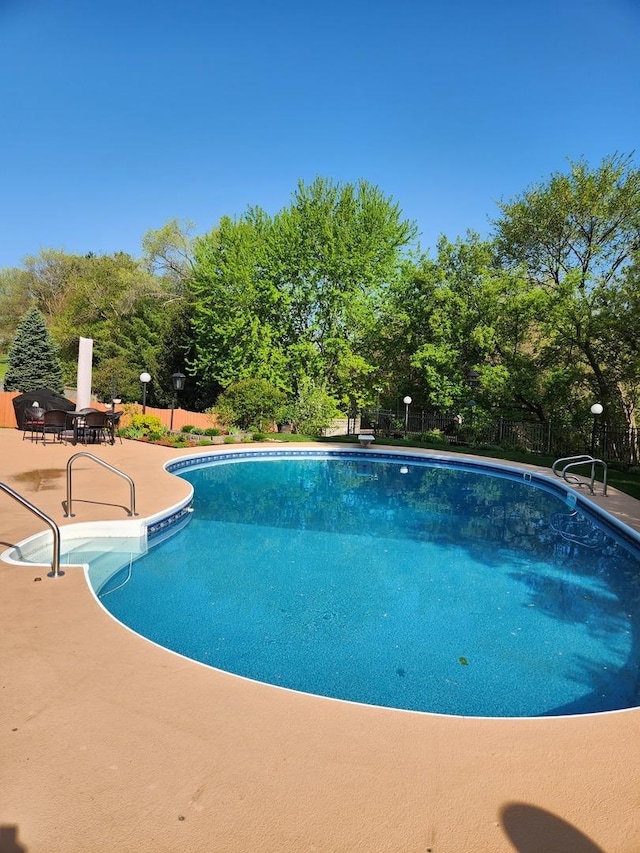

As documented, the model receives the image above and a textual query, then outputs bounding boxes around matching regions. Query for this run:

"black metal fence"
[357,409,640,467]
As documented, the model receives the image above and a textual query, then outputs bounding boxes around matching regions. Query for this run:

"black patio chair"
[81,411,109,445]
[42,409,70,444]
[106,410,124,444]
[22,406,46,442]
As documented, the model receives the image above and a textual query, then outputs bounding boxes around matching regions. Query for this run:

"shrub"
[290,377,342,436]
[252,432,267,441]
[213,379,285,432]
[197,439,213,446]
[223,435,237,444]
[419,429,446,443]
[181,425,195,433]
[121,413,166,440]
[205,427,223,436]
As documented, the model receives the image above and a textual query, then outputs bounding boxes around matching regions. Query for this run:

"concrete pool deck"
[1,428,639,853]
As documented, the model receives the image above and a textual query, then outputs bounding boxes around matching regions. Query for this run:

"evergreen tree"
[4,306,64,392]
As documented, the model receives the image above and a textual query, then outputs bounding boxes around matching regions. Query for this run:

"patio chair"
[106,410,124,444]
[81,411,109,445]
[22,405,45,441]
[42,409,70,444]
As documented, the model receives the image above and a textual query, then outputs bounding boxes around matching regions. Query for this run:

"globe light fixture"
[139,372,151,413]
[403,395,412,437]
[590,402,603,455]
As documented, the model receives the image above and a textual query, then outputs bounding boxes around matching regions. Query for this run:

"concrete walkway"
[1,428,640,853]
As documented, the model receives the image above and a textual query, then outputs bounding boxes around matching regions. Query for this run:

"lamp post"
[466,368,480,431]
[590,402,603,456]
[170,371,186,431]
[139,372,151,414]
[403,395,412,437]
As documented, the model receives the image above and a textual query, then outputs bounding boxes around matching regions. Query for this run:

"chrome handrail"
[1,482,63,577]
[551,454,594,478]
[552,454,608,496]
[66,452,138,518]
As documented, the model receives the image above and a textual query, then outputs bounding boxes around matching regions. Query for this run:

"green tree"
[213,378,285,431]
[494,153,640,427]
[290,376,343,435]
[379,236,503,415]
[271,177,417,401]
[0,267,32,351]
[5,306,64,392]
[22,248,77,320]
[24,249,174,402]
[189,178,417,405]
[190,212,288,390]
[141,218,197,290]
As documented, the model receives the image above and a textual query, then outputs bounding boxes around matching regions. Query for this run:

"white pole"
[76,337,93,410]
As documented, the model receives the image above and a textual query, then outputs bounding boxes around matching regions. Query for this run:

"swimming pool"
[89,449,640,718]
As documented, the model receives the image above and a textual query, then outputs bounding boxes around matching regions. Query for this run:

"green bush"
[290,377,342,436]
[121,414,166,440]
[419,429,446,443]
[181,425,195,433]
[168,437,190,447]
[252,432,267,441]
[213,379,284,432]
[205,427,223,436]
[223,435,237,444]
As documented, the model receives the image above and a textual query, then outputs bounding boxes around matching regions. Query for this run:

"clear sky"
[0,0,638,269]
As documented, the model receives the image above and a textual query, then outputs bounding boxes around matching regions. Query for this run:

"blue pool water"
[95,453,640,717]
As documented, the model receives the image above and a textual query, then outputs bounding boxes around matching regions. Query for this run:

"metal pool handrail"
[0,482,63,577]
[552,454,608,496]
[66,452,138,518]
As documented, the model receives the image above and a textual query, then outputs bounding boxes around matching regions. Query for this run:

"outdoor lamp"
[590,403,604,456]
[467,369,480,387]
[171,372,186,392]
[139,372,151,414]
[403,395,412,436]
[590,402,603,455]
[170,372,186,430]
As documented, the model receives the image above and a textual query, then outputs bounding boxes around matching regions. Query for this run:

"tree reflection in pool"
[96,453,640,718]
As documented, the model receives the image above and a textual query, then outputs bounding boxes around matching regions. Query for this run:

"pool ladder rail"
[65,452,138,518]
[552,454,608,496]
[0,481,63,577]
[1,453,138,579]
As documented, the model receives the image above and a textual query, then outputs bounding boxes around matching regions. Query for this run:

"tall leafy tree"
[494,153,640,427]
[272,177,417,402]
[189,177,417,407]
[15,248,183,402]
[4,306,64,392]
[0,267,32,351]
[379,236,503,414]
[190,211,288,390]
[141,218,197,291]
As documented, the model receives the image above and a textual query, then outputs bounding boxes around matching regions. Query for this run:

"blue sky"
[0,0,638,269]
